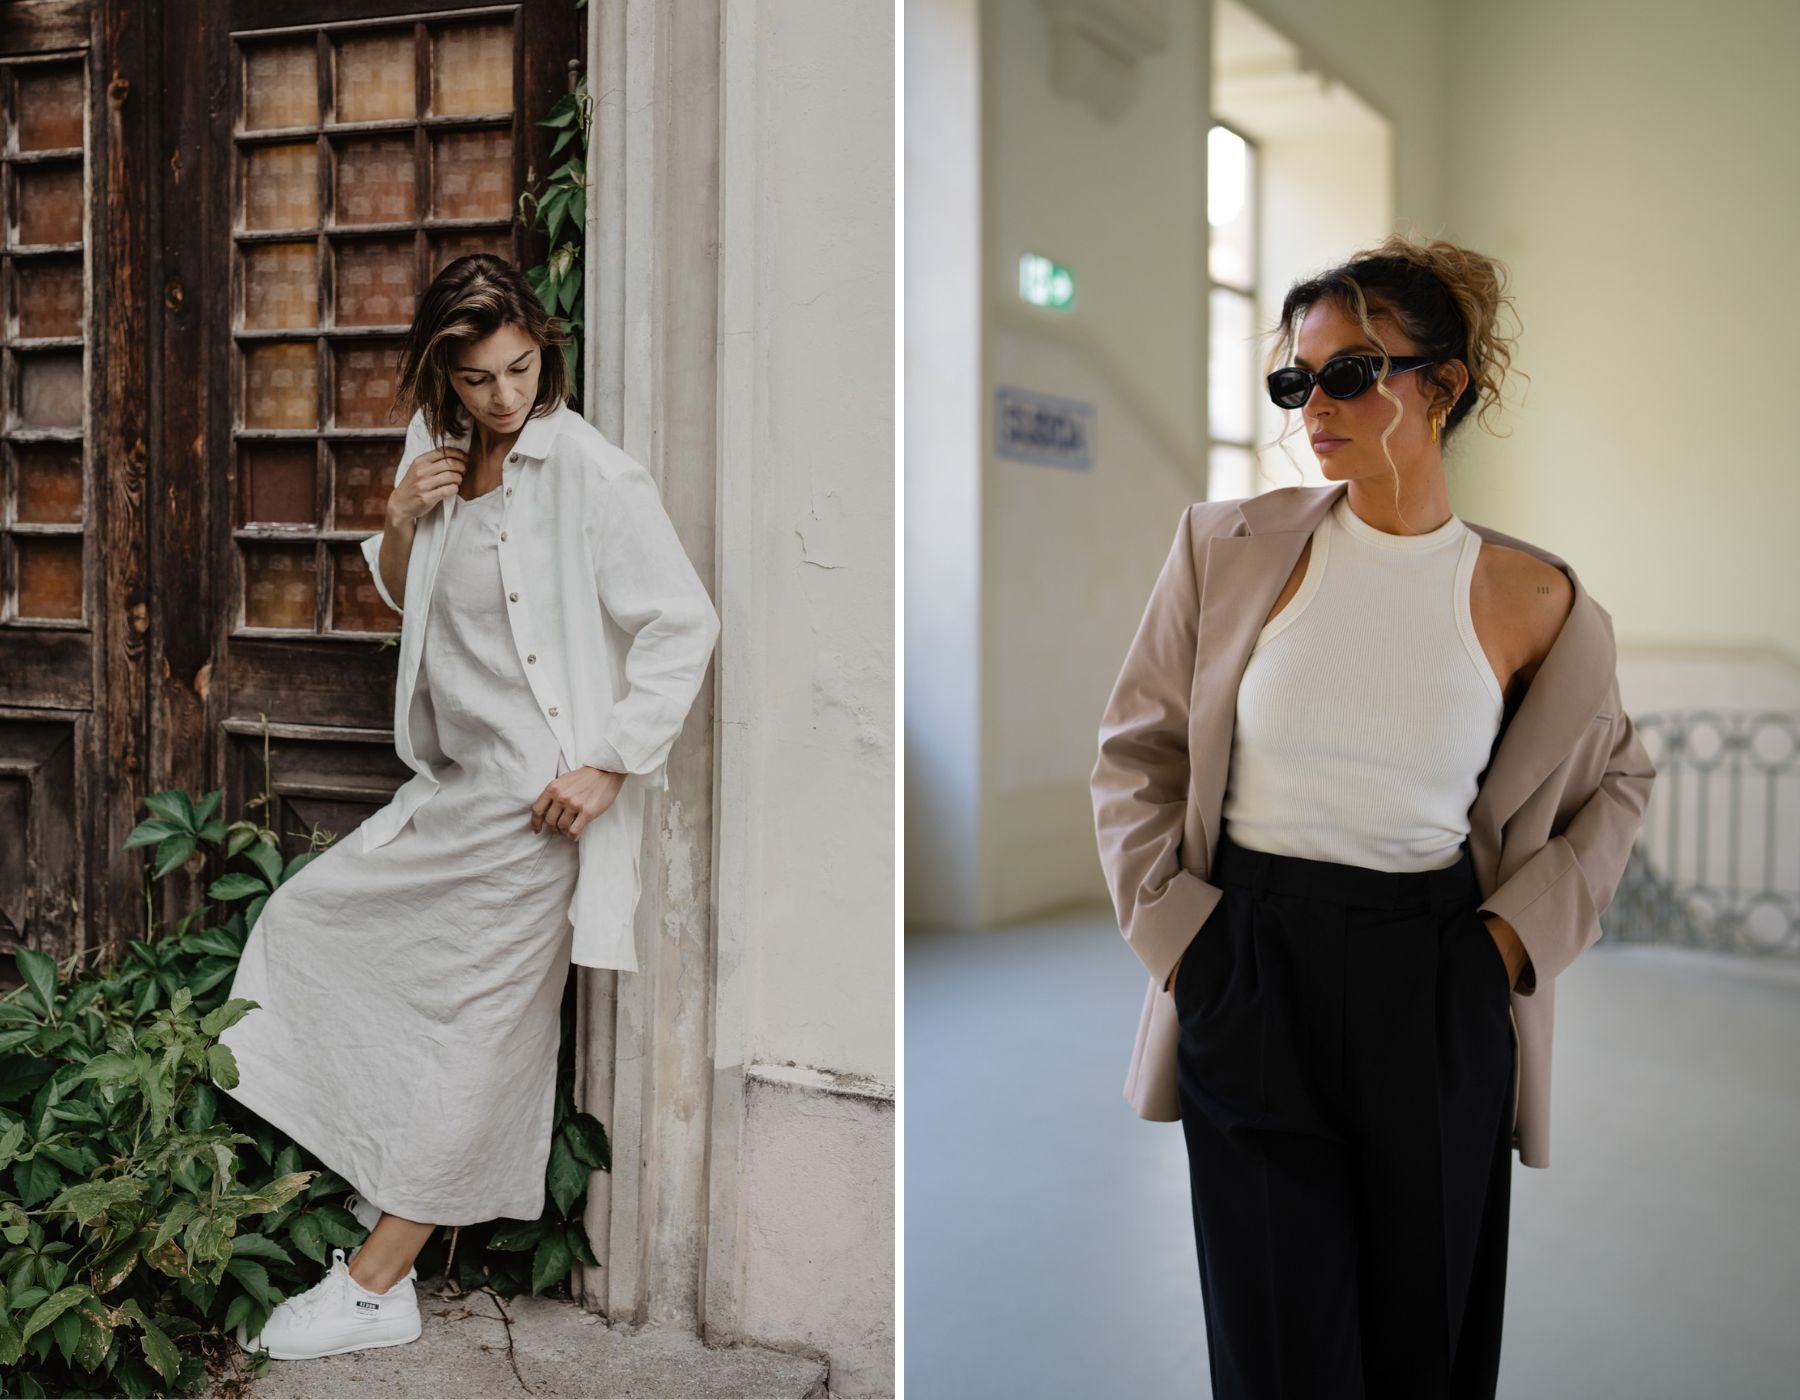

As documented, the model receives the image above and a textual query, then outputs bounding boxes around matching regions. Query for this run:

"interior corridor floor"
[904,904,1800,1399]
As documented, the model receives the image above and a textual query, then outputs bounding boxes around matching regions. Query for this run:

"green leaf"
[207,873,268,902]
[226,1231,295,1267]
[566,1219,600,1268]
[143,791,192,828]
[200,997,257,1039]
[287,1211,325,1264]
[244,840,283,888]
[551,126,575,158]
[487,1216,550,1252]
[46,1176,149,1228]
[530,1231,574,1294]
[123,819,185,850]
[184,926,243,958]
[205,1042,239,1091]
[245,893,270,929]
[15,948,57,1017]
[20,1282,91,1341]
[117,1298,180,1382]
[0,1028,41,1054]
[151,834,196,879]
[195,788,223,824]
[151,1202,199,1252]
[282,850,318,883]
[226,825,258,857]
[546,1133,589,1216]
[563,1110,611,1171]
[72,1299,112,1371]
[225,1255,272,1308]
[52,1306,80,1365]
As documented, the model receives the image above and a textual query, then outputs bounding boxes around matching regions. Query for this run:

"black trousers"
[1175,822,1515,1400]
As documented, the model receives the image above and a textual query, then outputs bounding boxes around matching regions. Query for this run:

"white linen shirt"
[356,401,720,971]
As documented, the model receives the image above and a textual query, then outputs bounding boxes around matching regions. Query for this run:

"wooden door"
[0,0,580,964]
[0,6,104,963]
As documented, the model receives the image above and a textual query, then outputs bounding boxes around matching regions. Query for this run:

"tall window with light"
[1207,122,1258,501]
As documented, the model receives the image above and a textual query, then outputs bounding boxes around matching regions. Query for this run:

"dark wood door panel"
[0,714,81,958]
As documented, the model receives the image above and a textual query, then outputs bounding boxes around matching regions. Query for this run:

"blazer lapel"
[1185,482,1617,876]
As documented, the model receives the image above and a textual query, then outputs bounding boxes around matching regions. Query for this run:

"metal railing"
[1602,710,1800,956]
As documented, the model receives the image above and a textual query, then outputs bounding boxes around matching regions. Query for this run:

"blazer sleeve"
[1477,671,1657,994]
[359,412,433,616]
[578,452,722,781]
[1090,501,1232,994]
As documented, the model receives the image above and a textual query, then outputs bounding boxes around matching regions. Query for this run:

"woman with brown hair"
[215,254,720,1361]
[1091,233,1654,1398]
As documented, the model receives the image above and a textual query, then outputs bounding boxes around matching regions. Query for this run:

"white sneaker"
[235,1246,421,1360]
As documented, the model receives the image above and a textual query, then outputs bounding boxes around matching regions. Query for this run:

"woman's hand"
[532,765,627,840]
[1483,913,1528,991]
[385,446,469,525]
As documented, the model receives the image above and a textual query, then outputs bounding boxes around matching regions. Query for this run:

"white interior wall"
[1439,0,1800,674]
[979,0,1211,923]
[904,0,985,928]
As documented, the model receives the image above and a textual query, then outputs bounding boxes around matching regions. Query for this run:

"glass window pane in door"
[16,353,83,428]
[331,441,398,531]
[243,342,319,429]
[333,341,403,428]
[13,444,83,524]
[240,444,317,525]
[15,65,83,151]
[16,538,83,620]
[243,241,319,330]
[13,258,83,339]
[243,543,318,630]
[334,238,416,327]
[16,165,83,245]
[431,22,513,116]
[243,143,320,231]
[335,31,416,123]
[330,543,391,632]
[431,129,512,220]
[335,137,416,226]
[244,41,318,131]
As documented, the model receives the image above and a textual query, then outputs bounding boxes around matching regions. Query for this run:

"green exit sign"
[1019,253,1075,310]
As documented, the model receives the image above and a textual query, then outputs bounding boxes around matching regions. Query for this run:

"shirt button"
[548,705,558,716]
[509,453,519,462]
[509,591,519,601]
[506,487,513,497]
[527,653,536,663]
[499,530,507,541]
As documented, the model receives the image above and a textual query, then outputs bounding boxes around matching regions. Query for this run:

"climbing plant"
[519,70,593,398]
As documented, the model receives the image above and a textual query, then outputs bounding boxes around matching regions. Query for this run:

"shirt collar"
[444,400,569,461]
[512,401,569,461]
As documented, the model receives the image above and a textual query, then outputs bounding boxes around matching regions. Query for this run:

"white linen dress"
[216,482,581,1226]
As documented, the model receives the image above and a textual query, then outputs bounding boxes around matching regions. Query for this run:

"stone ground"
[207,1273,831,1399]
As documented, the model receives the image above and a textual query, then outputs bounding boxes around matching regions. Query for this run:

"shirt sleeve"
[580,454,721,781]
[360,413,433,616]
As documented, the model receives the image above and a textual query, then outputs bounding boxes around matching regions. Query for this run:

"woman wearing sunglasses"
[1092,233,1654,1398]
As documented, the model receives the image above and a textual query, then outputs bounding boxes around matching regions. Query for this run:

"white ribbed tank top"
[1218,494,1507,871]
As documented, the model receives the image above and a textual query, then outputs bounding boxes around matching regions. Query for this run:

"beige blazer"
[1090,482,1656,1168]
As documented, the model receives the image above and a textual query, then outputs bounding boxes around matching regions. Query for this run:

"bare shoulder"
[1480,542,1575,688]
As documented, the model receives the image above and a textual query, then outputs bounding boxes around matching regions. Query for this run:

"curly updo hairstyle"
[1263,231,1526,526]
[394,253,572,445]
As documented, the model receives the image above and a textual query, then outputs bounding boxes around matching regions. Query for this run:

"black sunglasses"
[1266,354,1441,410]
